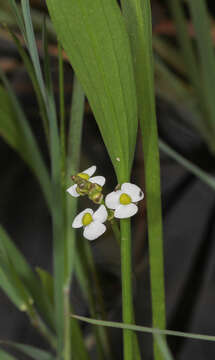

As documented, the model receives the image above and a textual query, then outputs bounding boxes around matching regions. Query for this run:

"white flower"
[105,182,144,219]
[72,205,108,240]
[66,165,105,198]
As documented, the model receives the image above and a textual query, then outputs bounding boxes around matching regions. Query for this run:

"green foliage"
[0,227,54,329]
[0,349,17,360]
[46,0,138,182]
[1,342,55,360]
[121,1,165,359]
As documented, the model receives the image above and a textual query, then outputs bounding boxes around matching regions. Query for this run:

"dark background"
[1,0,215,359]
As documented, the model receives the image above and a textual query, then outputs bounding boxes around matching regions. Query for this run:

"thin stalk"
[84,241,112,359]
[159,139,215,191]
[120,218,133,360]
[110,220,121,245]
[64,75,85,360]
[58,43,66,190]
[121,1,166,359]
[29,308,57,350]
[63,285,71,360]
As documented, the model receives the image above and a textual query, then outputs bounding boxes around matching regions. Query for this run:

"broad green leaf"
[1,342,55,360]
[0,349,17,360]
[46,0,138,182]
[73,314,215,342]
[121,1,166,359]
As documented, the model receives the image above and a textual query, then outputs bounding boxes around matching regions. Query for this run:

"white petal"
[83,165,96,177]
[121,182,144,202]
[66,184,80,198]
[105,190,122,209]
[89,176,106,187]
[72,208,93,228]
[83,221,106,241]
[114,203,138,219]
[93,205,108,223]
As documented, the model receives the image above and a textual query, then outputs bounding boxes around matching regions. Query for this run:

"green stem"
[84,241,112,359]
[29,308,57,350]
[110,220,121,245]
[64,284,71,360]
[58,43,66,190]
[120,218,133,360]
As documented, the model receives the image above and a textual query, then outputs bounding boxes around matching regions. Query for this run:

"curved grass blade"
[20,1,64,354]
[1,342,55,360]
[121,0,166,359]
[7,29,49,143]
[0,226,54,329]
[187,0,215,138]
[0,81,52,210]
[73,314,215,342]
[46,0,138,182]
[159,139,215,191]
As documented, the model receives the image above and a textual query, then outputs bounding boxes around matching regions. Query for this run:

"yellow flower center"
[119,193,131,205]
[82,212,93,226]
[78,172,90,180]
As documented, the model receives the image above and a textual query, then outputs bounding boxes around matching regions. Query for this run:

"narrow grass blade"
[1,342,55,360]
[154,334,174,360]
[46,0,138,182]
[159,139,215,191]
[7,29,49,142]
[153,36,186,76]
[20,1,64,354]
[166,0,215,153]
[0,349,17,360]
[0,78,52,210]
[0,226,54,329]
[75,240,111,359]
[36,268,54,306]
[66,75,85,280]
[58,43,66,190]
[0,268,26,311]
[70,316,90,360]
[121,1,166,359]
[166,0,199,91]
[64,75,88,360]
[73,314,215,342]
[187,0,215,136]
[21,0,46,100]
[8,0,27,42]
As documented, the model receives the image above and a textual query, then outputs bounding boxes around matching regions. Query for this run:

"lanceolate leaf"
[46,0,138,182]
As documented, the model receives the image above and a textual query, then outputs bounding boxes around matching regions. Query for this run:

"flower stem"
[64,283,71,360]
[120,218,133,360]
